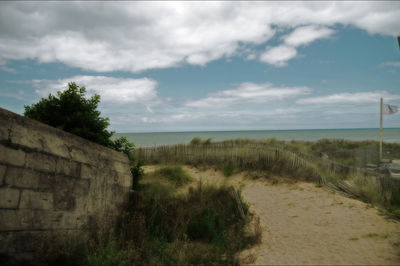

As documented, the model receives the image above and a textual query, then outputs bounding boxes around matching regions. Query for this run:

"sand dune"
[143,165,400,265]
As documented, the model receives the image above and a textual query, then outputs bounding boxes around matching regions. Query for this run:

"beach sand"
[143,165,400,265]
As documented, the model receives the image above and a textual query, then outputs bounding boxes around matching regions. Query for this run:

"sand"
[143,165,400,265]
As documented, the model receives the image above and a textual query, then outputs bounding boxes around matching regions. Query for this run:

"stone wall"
[0,107,132,262]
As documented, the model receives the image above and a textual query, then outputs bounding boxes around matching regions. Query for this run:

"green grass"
[222,162,235,177]
[33,181,261,265]
[151,165,193,187]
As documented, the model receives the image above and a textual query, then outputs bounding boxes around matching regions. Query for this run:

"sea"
[115,128,400,147]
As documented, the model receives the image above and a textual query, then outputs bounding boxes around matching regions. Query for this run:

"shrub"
[130,162,144,190]
[190,137,202,145]
[24,82,134,155]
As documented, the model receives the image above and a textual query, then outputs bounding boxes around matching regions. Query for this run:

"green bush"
[130,162,144,190]
[190,137,212,145]
[190,137,202,145]
[24,82,134,155]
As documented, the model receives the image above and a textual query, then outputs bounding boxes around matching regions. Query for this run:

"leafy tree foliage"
[24,82,132,153]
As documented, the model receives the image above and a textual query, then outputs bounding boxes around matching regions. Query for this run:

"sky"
[0,1,399,133]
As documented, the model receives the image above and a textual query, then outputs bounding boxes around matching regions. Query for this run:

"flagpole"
[380,97,383,162]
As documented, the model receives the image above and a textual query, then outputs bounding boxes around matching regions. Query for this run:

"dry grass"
[33,180,262,265]
[134,140,400,218]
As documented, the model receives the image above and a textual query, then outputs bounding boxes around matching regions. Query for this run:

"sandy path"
[143,165,400,265]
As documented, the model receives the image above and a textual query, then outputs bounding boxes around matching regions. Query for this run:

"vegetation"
[148,165,193,187]
[34,179,261,265]
[190,137,212,145]
[24,82,133,154]
[24,82,143,187]
[134,138,400,218]
[134,141,321,182]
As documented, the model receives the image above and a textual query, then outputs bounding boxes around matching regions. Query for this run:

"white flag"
[384,104,398,114]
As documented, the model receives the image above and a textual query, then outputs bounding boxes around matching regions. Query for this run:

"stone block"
[80,164,95,179]
[56,157,81,177]
[0,144,25,167]
[114,170,132,188]
[53,176,76,211]
[0,209,34,230]
[81,164,110,181]
[0,122,8,141]
[0,232,16,253]
[1,231,43,254]
[5,167,39,189]
[9,124,45,152]
[0,164,6,184]
[88,175,106,198]
[72,179,90,197]
[112,161,130,174]
[39,133,70,159]
[74,196,88,213]
[37,173,54,192]
[9,122,69,159]
[25,152,56,172]
[69,146,92,164]
[0,187,20,208]
[0,209,83,231]
[19,190,53,210]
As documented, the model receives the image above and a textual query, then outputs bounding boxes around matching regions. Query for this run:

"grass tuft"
[151,165,193,187]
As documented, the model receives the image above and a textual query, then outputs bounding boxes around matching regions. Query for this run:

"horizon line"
[115,127,400,134]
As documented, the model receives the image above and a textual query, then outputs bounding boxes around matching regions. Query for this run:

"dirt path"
[143,165,400,265]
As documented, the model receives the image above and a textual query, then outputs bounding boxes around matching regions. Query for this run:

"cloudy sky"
[0,1,399,132]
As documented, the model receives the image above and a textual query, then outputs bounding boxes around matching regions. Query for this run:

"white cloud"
[259,45,297,67]
[186,82,311,108]
[283,25,335,47]
[380,61,400,67]
[297,91,400,104]
[32,75,158,104]
[0,2,399,72]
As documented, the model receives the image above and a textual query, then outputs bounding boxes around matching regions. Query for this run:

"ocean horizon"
[115,128,400,147]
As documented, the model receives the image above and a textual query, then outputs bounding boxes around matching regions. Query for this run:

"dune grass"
[148,165,193,187]
[134,138,400,218]
[34,180,261,265]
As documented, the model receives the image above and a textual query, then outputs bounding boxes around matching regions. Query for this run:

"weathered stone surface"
[72,179,90,197]
[37,173,54,192]
[9,124,46,152]
[69,146,93,164]
[19,190,53,210]
[53,176,76,211]
[5,167,39,189]
[0,145,25,167]
[25,152,56,172]
[0,107,132,262]
[0,164,6,184]
[8,123,71,160]
[80,164,95,179]
[0,209,34,230]
[0,231,44,254]
[0,188,20,208]
[0,123,8,141]
[0,232,16,253]
[56,157,81,177]
[112,160,131,175]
